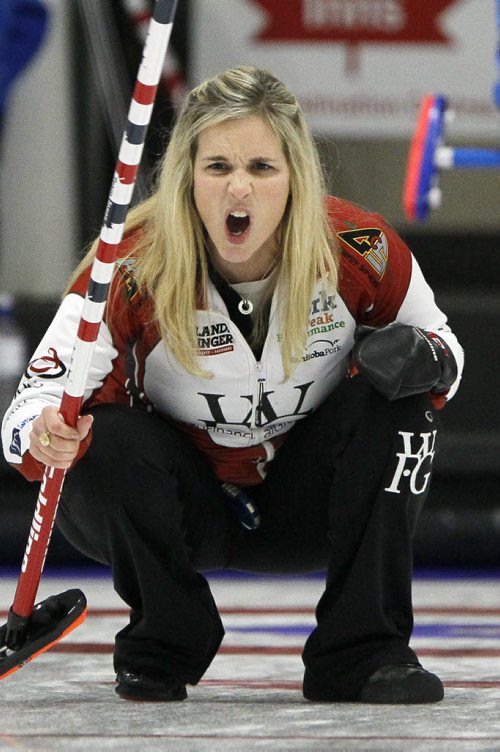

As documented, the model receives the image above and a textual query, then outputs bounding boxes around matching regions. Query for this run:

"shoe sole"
[115,685,187,702]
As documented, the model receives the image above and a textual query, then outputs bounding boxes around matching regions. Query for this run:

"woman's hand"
[351,323,457,401]
[29,406,94,469]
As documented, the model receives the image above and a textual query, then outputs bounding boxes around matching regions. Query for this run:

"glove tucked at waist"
[351,322,458,401]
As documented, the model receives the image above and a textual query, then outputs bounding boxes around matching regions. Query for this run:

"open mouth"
[226,210,250,236]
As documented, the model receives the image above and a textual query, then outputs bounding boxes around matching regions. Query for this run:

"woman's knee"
[303,376,438,450]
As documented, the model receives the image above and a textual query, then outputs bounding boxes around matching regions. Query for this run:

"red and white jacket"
[1,198,463,486]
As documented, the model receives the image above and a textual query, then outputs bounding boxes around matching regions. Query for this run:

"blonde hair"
[68,65,338,377]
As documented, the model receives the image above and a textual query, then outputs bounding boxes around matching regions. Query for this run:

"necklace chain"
[237,256,280,316]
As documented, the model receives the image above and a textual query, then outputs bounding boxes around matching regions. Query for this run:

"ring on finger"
[39,431,51,448]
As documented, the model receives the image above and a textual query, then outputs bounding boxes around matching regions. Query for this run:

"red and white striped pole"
[9,0,179,624]
[122,0,187,110]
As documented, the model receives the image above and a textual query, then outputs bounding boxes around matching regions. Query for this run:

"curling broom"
[0,0,179,680]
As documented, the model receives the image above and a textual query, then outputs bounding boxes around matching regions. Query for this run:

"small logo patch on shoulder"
[338,228,388,278]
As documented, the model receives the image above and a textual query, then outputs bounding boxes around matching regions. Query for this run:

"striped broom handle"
[122,0,187,110]
[11,0,179,619]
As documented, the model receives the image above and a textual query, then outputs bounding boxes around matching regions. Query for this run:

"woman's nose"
[228,171,252,199]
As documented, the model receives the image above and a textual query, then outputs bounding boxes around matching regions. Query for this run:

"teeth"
[227,210,250,237]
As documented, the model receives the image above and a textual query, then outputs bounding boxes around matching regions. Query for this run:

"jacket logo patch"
[26,348,66,380]
[10,428,22,457]
[338,227,388,278]
[197,381,314,437]
[197,323,234,356]
[116,258,139,302]
[299,338,342,362]
[308,292,345,339]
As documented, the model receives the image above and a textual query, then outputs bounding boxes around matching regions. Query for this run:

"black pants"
[58,376,439,699]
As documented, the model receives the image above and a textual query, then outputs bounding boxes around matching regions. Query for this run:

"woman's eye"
[207,162,228,171]
[253,162,272,171]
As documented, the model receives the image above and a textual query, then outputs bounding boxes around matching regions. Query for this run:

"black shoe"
[358,663,444,704]
[303,663,444,704]
[115,670,187,702]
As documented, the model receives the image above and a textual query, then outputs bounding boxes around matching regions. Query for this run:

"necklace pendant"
[238,298,253,315]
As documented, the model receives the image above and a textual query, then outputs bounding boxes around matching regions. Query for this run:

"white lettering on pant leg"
[385,430,437,495]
